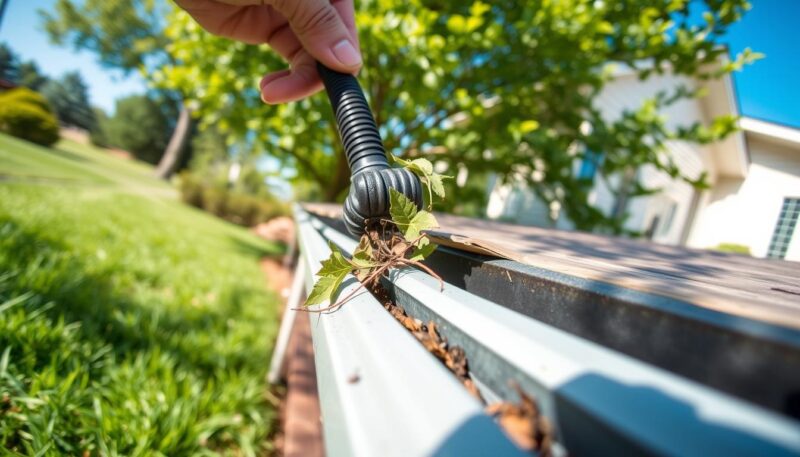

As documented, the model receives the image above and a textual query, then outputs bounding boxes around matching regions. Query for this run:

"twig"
[396,257,444,291]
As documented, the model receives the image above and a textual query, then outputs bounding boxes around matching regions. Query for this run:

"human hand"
[175,0,361,104]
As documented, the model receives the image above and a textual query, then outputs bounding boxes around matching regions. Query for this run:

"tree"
[89,106,111,147]
[40,0,191,179]
[0,42,19,82]
[17,61,48,91]
[104,95,170,164]
[188,127,275,198]
[0,43,50,91]
[157,0,757,232]
[40,71,96,131]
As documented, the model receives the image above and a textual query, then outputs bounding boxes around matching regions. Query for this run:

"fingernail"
[261,87,277,105]
[331,40,362,68]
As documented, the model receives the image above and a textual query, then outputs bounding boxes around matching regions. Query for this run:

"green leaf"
[410,241,437,261]
[470,1,491,17]
[388,155,450,206]
[428,174,446,200]
[406,211,438,241]
[597,21,614,34]
[390,156,433,177]
[389,189,439,241]
[304,241,352,306]
[446,15,467,33]
[389,187,418,228]
[304,275,345,307]
[519,120,540,133]
[318,241,351,276]
[0,292,32,314]
[0,347,10,377]
[350,255,374,270]
[351,236,376,270]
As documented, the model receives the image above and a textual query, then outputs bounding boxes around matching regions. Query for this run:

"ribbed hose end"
[316,62,423,236]
[343,168,423,236]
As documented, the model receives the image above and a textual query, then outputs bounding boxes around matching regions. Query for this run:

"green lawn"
[0,133,284,456]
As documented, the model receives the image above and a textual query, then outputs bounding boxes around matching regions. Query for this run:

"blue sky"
[0,0,798,127]
[721,0,800,128]
[0,0,147,113]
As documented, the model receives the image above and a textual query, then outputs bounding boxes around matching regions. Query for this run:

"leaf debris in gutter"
[367,282,553,455]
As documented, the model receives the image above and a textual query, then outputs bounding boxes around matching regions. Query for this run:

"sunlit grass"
[0,135,283,456]
[0,134,110,184]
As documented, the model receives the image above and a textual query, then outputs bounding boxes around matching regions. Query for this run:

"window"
[657,201,678,237]
[767,198,800,259]
[577,151,603,181]
[643,198,677,240]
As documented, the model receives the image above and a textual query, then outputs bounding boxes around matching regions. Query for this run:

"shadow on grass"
[227,233,286,260]
[0,173,107,187]
[51,147,90,163]
[0,219,266,377]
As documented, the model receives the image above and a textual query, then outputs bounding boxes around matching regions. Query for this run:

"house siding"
[687,136,800,260]
[487,71,713,243]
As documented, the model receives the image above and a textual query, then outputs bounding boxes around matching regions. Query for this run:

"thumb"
[269,0,361,73]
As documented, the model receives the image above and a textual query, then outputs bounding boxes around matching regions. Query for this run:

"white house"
[486,62,800,261]
[687,117,800,260]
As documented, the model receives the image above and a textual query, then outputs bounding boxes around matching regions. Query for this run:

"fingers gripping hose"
[317,62,423,236]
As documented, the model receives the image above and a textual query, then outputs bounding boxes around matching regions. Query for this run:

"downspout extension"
[317,62,423,236]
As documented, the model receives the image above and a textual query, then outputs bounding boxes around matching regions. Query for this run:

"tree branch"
[275,144,327,188]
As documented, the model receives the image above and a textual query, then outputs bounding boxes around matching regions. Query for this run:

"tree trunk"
[611,166,638,220]
[155,102,191,180]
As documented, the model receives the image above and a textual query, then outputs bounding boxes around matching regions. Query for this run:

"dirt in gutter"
[367,282,553,455]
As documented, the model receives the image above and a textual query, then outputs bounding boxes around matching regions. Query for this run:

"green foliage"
[157,0,755,232]
[388,189,439,260]
[17,62,49,92]
[89,107,111,147]
[0,42,49,90]
[304,162,442,308]
[188,127,230,177]
[389,189,438,242]
[179,127,289,226]
[0,42,54,100]
[0,88,60,146]
[39,0,168,73]
[389,156,451,209]
[0,137,282,455]
[304,242,354,306]
[715,243,751,255]
[178,171,288,227]
[0,103,59,147]
[0,88,53,112]
[188,128,274,199]
[103,94,170,164]
[39,1,195,179]
[40,71,96,131]
[0,42,20,82]
[351,236,376,270]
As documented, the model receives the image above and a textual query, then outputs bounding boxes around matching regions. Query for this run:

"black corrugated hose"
[317,62,423,236]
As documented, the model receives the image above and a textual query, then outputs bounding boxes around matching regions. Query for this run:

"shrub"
[103,95,170,164]
[178,171,288,227]
[89,107,111,147]
[1,87,52,111]
[0,88,60,146]
[715,243,752,255]
[177,171,204,207]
